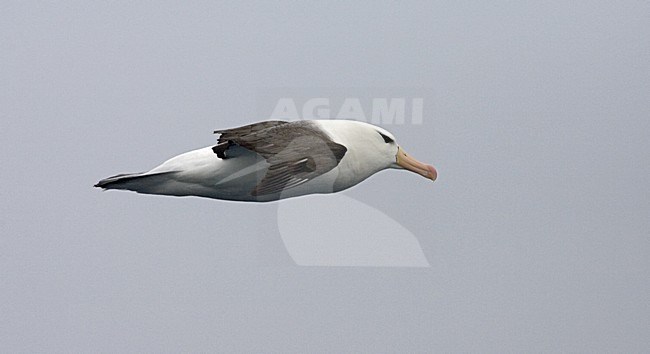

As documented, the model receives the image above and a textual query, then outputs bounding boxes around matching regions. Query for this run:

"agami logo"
[268,97,424,125]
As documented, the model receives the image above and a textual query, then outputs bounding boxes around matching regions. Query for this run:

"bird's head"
[371,125,437,182]
[324,120,437,182]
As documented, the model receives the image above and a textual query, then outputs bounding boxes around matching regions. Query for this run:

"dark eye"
[378,131,394,144]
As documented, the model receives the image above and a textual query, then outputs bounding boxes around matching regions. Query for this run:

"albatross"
[94,119,437,202]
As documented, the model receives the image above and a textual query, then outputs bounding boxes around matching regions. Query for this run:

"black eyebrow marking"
[378,131,394,144]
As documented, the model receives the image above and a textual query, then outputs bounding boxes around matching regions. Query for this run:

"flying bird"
[94,120,437,202]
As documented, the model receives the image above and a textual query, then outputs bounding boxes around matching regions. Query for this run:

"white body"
[98,120,401,202]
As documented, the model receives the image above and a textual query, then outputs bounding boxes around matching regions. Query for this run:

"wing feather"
[213,121,347,196]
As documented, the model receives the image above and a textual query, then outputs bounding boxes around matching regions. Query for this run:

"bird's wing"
[213,121,347,196]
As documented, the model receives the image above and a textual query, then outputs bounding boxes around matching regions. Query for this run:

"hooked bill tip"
[427,165,438,181]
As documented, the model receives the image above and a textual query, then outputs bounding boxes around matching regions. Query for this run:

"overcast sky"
[2,1,649,352]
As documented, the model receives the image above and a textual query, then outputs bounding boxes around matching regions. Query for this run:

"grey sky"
[2,1,649,352]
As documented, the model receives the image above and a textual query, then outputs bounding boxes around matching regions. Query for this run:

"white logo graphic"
[269,97,424,125]
[277,193,430,267]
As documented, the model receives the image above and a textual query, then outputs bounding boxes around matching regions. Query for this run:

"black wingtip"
[94,173,133,189]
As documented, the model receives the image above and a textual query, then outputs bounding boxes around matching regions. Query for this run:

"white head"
[319,120,437,182]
